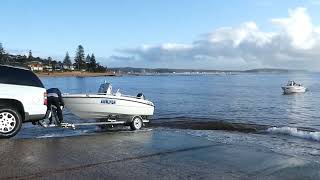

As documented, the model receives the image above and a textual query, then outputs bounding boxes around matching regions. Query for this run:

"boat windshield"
[287,81,296,86]
[287,81,302,86]
[98,83,112,94]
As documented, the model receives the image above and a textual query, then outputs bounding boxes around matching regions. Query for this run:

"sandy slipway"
[0,128,320,180]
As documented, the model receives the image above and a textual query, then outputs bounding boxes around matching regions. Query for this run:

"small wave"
[267,127,320,142]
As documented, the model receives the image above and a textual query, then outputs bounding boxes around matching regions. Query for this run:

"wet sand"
[1,128,320,180]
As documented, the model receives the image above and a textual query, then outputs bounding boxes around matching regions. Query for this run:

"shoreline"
[3,127,319,179]
[36,71,117,77]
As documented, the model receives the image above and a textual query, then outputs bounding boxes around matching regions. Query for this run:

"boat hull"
[281,86,306,94]
[63,94,155,119]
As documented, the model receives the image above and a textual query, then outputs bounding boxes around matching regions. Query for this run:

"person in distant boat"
[47,88,64,124]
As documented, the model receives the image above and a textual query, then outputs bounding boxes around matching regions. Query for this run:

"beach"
[2,74,320,179]
[3,1,320,179]
[1,127,319,180]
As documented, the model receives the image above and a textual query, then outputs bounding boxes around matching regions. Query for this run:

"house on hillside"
[28,61,43,71]
[43,65,52,72]
[63,65,75,71]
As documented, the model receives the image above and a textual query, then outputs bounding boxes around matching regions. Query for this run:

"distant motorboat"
[282,80,307,94]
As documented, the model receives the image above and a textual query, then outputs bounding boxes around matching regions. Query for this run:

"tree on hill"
[0,43,5,64]
[51,60,57,71]
[87,53,97,72]
[90,54,96,66]
[96,63,107,72]
[57,61,63,70]
[86,54,91,64]
[47,56,52,66]
[63,52,72,67]
[74,45,85,70]
[0,43,107,72]
[0,43,4,55]
[28,50,33,61]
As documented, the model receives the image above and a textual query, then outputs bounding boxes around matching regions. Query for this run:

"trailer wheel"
[0,108,22,138]
[130,116,143,130]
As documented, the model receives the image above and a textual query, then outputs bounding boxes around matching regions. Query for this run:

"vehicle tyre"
[130,116,143,130]
[0,108,22,138]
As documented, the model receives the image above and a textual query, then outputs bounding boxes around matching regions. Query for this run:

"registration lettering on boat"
[101,99,116,104]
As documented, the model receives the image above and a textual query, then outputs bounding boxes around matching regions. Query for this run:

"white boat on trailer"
[47,82,155,130]
[63,83,154,117]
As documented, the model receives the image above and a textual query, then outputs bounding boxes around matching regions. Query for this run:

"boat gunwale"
[63,95,155,107]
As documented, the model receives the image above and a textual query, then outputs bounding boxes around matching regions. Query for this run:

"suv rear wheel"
[0,108,22,138]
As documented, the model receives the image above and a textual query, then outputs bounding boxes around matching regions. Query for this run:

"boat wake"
[267,127,320,142]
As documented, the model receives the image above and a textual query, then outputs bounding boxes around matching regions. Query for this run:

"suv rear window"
[0,66,44,88]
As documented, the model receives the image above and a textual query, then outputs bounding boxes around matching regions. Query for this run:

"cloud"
[110,7,320,70]
[271,8,316,49]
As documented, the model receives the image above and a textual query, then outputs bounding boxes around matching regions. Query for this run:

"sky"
[1,0,320,70]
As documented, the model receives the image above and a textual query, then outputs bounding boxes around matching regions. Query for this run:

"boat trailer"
[37,106,150,131]
[38,118,150,130]
[38,119,150,130]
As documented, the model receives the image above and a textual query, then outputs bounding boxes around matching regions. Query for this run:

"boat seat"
[137,93,145,99]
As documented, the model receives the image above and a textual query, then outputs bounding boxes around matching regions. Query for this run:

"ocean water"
[18,73,320,148]
[15,73,320,161]
[41,73,320,129]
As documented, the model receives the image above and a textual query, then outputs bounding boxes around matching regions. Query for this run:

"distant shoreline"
[34,67,311,77]
[110,67,310,74]
[36,71,117,77]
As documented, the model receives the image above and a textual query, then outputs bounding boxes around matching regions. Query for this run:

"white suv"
[0,65,48,138]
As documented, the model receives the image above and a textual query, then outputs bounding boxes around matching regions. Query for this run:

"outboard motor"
[137,93,145,99]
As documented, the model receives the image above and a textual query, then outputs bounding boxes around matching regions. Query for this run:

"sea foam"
[267,127,320,142]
